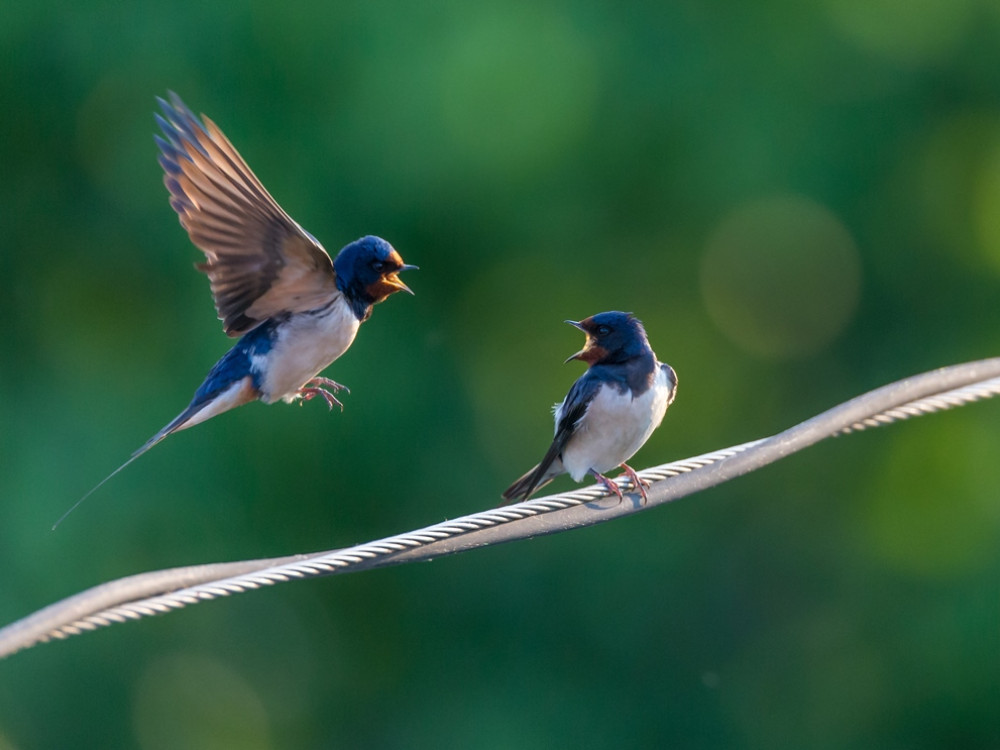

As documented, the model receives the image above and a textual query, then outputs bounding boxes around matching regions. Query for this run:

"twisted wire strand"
[39,440,765,643]
[3,358,1000,658]
[838,376,1000,433]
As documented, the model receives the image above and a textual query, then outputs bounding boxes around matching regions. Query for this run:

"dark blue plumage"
[501,312,677,504]
[55,93,416,528]
[189,319,277,408]
[334,236,414,322]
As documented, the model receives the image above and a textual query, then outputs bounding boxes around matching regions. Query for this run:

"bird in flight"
[56,92,417,528]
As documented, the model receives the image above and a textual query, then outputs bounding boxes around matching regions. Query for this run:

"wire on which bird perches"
[2,357,1000,659]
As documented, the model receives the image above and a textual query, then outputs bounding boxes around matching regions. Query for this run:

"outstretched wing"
[155,92,338,336]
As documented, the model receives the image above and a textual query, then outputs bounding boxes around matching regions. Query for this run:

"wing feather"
[156,92,337,336]
[501,374,601,503]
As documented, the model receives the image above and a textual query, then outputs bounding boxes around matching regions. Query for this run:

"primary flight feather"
[56,92,417,528]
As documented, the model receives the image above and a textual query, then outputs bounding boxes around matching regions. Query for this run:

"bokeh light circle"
[700,195,862,359]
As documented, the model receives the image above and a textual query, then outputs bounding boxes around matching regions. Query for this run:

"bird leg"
[589,469,625,502]
[307,377,350,394]
[298,387,343,411]
[297,378,349,412]
[620,463,650,505]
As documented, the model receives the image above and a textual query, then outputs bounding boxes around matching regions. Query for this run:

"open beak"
[387,265,419,295]
[564,320,589,363]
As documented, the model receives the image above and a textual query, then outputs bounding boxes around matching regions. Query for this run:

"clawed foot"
[589,470,625,503]
[297,378,350,412]
[620,463,650,505]
[307,377,350,394]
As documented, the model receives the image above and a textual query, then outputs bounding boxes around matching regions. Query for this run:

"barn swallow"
[55,92,416,528]
[501,312,677,505]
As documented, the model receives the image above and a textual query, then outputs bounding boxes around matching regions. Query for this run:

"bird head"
[334,236,418,319]
[565,311,649,365]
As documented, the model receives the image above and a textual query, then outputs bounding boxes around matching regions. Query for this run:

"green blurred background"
[2,0,1000,747]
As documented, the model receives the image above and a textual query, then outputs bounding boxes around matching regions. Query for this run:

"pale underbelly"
[561,375,671,481]
[258,304,361,403]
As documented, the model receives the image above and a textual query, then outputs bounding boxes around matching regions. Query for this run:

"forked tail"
[51,409,193,530]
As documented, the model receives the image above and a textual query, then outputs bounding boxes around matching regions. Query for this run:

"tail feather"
[53,375,259,529]
[500,460,562,506]
[51,406,199,530]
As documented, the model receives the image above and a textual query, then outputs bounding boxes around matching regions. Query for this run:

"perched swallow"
[501,312,677,505]
[55,92,416,528]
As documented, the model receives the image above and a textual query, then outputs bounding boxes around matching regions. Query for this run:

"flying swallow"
[56,92,416,527]
[501,311,677,505]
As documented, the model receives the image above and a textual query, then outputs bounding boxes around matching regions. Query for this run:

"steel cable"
[2,358,999,659]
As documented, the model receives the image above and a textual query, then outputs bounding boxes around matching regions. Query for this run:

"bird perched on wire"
[56,92,417,528]
[501,311,677,505]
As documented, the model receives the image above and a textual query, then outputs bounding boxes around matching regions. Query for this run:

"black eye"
[596,325,611,335]
[372,261,387,273]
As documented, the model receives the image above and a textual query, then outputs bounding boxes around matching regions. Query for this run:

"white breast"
[257,296,361,403]
[560,366,674,482]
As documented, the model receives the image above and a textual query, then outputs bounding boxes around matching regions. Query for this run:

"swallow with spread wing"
[57,93,417,527]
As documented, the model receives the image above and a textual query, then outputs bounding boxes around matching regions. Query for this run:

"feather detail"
[156,92,338,336]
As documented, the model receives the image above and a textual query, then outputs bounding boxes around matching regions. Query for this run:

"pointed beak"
[564,320,590,363]
[387,265,418,295]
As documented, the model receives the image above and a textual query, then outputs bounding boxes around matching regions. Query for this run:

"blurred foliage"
[2,0,1000,748]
